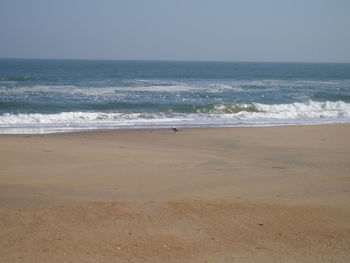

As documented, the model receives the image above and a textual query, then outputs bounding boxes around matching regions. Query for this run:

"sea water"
[1,59,350,134]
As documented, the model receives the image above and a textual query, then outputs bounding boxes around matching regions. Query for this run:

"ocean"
[0,59,350,134]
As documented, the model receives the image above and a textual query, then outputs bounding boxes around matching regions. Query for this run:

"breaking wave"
[0,100,349,129]
[192,100,350,117]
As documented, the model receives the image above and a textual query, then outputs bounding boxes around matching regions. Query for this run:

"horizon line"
[0,57,350,64]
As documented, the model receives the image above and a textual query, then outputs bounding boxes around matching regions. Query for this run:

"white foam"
[0,85,122,96]
[0,84,241,95]
[251,100,350,119]
[117,85,195,92]
[0,112,157,124]
[1,78,349,97]
[1,101,350,134]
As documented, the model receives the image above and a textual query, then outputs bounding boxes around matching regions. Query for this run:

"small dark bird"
[172,126,180,132]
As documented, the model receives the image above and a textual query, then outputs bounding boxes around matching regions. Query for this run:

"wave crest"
[195,103,259,114]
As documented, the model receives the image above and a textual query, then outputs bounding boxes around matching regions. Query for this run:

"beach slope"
[1,125,350,262]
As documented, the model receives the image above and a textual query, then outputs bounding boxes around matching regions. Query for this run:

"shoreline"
[1,124,350,262]
[1,120,350,135]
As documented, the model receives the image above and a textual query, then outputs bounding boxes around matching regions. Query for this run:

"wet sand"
[1,125,350,262]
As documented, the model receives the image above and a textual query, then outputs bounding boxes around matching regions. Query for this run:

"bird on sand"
[172,126,180,132]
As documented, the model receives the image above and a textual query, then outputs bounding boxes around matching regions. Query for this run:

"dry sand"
[0,125,350,262]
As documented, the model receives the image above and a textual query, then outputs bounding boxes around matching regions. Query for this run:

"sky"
[0,0,349,62]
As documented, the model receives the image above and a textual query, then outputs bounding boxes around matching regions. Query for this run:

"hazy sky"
[1,0,349,62]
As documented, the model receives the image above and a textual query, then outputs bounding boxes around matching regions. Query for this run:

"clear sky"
[0,0,349,62]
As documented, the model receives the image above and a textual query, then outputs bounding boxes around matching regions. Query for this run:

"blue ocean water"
[1,59,350,133]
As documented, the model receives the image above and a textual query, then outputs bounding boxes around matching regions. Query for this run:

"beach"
[0,124,349,262]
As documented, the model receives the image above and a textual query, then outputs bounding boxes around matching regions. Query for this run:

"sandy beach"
[0,124,350,262]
